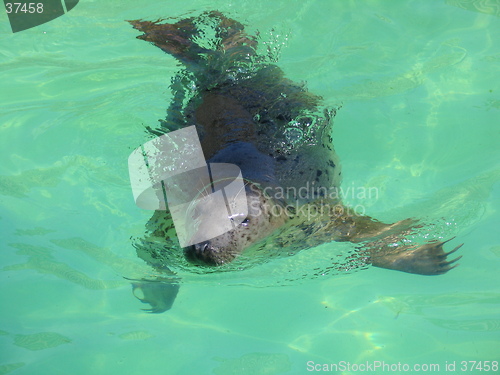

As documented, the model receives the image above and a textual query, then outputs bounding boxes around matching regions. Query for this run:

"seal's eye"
[241,218,250,225]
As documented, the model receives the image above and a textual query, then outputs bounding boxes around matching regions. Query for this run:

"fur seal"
[127,12,462,312]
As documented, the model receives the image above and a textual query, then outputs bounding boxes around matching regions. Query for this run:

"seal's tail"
[127,11,257,65]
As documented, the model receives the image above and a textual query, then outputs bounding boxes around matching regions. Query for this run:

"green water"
[1,1,499,374]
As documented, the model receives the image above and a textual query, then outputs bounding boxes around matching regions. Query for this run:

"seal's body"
[128,12,462,312]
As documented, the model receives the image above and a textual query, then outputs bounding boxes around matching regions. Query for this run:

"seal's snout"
[184,241,231,267]
[193,242,211,259]
[197,242,210,253]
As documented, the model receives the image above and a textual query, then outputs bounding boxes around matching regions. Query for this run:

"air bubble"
[284,127,303,144]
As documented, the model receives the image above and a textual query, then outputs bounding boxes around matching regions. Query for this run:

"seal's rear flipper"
[125,277,180,313]
[127,17,208,64]
[127,11,257,65]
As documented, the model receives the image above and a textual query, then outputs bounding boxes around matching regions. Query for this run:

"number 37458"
[5,3,44,14]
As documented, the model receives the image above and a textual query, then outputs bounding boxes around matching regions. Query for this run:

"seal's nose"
[195,242,210,253]
[184,241,218,266]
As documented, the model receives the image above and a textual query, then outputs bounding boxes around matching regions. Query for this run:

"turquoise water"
[1,0,499,374]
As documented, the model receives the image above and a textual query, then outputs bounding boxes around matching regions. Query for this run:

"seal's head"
[184,182,287,266]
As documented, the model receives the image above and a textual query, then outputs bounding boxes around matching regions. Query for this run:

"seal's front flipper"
[370,238,463,275]
[336,211,463,275]
[126,277,180,313]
